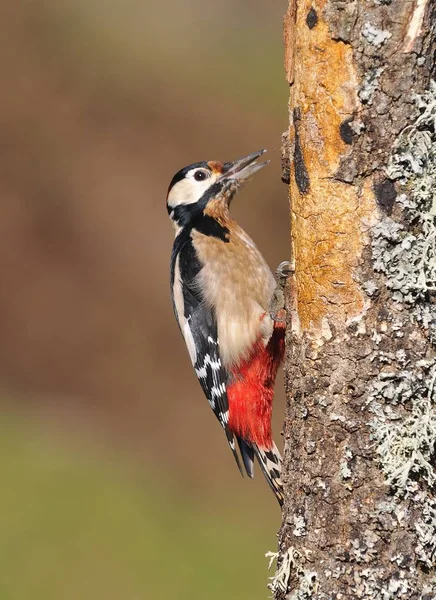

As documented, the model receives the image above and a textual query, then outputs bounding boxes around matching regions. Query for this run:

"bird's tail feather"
[237,437,255,478]
[253,442,284,506]
[225,430,244,476]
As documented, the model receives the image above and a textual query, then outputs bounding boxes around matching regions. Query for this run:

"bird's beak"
[220,149,269,182]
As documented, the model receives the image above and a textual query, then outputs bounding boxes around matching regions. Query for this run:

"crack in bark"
[292,107,311,195]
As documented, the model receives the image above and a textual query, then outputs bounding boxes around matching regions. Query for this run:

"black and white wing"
[171,234,243,474]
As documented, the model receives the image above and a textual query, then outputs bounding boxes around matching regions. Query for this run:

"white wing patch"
[182,320,197,365]
[173,255,197,365]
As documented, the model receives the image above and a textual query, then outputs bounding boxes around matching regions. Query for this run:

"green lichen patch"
[372,80,436,342]
[368,361,436,576]
[369,358,436,569]
[414,490,436,569]
[368,81,436,575]
[359,67,384,104]
[370,366,436,489]
[362,23,392,47]
[266,549,318,599]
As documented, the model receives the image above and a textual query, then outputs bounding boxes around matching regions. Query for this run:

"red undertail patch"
[227,319,285,449]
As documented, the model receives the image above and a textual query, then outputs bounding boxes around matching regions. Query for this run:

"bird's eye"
[194,171,207,181]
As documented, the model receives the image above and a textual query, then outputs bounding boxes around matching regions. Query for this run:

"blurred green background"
[0,1,289,598]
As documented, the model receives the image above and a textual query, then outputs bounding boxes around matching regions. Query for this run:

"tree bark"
[274,1,436,598]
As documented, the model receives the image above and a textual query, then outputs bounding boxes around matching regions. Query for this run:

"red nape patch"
[227,321,285,449]
[207,161,224,175]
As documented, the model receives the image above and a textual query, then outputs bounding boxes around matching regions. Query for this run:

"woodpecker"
[167,149,288,506]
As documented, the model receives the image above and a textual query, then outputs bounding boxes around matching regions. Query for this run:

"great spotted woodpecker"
[167,149,288,505]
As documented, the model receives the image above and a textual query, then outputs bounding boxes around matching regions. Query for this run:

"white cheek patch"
[167,172,218,208]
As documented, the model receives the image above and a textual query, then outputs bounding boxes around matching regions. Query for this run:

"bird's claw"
[270,311,286,323]
[275,260,294,282]
[269,260,294,323]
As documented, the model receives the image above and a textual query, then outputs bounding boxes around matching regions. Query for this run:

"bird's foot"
[269,261,294,323]
[276,260,294,283]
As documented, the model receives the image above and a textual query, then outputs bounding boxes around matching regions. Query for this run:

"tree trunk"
[274,0,436,598]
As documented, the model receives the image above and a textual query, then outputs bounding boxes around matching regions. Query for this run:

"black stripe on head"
[167,161,209,194]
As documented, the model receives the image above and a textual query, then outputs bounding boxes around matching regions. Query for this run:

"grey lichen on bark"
[273,0,436,598]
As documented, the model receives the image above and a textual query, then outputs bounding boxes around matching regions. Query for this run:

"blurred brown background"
[0,1,289,598]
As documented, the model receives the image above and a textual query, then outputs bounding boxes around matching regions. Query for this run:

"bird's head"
[166,149,268,229]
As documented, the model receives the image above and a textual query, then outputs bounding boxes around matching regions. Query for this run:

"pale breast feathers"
[192,225,276,368]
